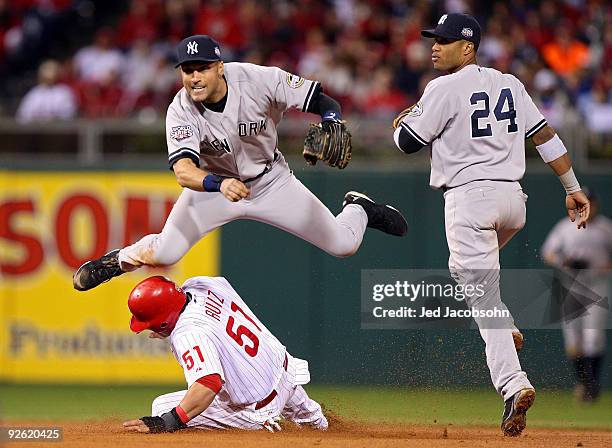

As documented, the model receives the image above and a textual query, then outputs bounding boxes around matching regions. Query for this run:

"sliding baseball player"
[123,275,327,433]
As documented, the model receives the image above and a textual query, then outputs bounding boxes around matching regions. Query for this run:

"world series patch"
[461,27,473,38]
[170,125,193,142]
[286,73,305,89]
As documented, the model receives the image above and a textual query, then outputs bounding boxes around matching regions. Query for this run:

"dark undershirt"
[202,77,228,112]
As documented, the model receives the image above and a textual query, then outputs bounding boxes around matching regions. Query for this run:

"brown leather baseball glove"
[303,121,352,169]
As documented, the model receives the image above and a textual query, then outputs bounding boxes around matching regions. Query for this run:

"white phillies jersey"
[399,64,547,189]
[166,62,320,180]
[542,215,612,270]
[169,276,287,406]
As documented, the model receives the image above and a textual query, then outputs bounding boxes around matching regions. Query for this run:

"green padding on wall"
[221,170,612,388]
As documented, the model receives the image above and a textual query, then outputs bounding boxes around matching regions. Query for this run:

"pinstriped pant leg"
[151,390,263,430]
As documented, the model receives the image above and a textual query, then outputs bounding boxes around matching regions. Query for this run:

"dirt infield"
[8,420,610,448]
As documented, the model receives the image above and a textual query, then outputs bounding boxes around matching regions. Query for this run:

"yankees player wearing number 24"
[393,13,591,437]
[73,34,408,292]
[122,275,327,433]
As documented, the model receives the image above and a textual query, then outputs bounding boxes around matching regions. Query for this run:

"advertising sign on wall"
[0,172,219,384]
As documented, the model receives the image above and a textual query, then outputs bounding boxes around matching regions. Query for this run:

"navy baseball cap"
[175,35,222,67]
[421,13,481,49]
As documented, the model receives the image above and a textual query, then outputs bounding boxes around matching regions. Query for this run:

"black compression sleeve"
[396,126,426,154]
[306,90,342,120]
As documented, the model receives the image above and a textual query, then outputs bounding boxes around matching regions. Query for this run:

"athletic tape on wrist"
[558,167,581,194]
[536,134,567,163]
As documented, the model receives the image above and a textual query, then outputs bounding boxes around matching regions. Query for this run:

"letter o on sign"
[55,194,109,269]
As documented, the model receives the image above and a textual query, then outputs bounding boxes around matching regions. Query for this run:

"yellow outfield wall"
[0,171,219,384]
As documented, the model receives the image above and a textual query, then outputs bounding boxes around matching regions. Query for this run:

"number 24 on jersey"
[470,88,518,138]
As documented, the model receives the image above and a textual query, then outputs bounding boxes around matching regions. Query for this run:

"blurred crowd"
[0,0,73,65]
[4,0,612,133]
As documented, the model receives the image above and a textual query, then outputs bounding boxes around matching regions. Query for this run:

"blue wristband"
[203,174,224,192]
[321,110,342,122]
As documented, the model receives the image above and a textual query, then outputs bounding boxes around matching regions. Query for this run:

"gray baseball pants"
[444,180,534,401]
[118,155,367,269]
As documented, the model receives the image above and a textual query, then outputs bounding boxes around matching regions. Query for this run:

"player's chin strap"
[141,407,189,433]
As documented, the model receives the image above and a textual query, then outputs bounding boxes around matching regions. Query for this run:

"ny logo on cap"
[186,41,198,55]
[438,14,448,24]
[462,27,473,37]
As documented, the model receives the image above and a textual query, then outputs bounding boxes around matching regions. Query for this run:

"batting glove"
[140,408,187,433]
[262,416,282,433]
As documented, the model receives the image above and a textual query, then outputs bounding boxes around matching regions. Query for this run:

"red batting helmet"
[128,276,187,337]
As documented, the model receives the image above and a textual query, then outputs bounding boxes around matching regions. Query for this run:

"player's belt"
[243,152,279,183]
[254,353,288,410]
[442,179,515,192]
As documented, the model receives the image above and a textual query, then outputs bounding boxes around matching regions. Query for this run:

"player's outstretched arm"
[175,380,218,420]
[123,380,218,433]
[173,158,250,202]
[532,125,590,229]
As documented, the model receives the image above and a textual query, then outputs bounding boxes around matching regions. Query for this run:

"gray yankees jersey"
[166,62,320,180]
[399,65,546,189]
[542,215,612,270]
[542,215,612,318]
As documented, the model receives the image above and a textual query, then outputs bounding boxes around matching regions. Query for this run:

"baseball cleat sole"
[501,388,535,437]
[73,249,123,291]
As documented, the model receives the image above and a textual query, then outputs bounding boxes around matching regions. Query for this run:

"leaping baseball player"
[122,275,328,433]
[392,13,590,436]
[73,35,407,292]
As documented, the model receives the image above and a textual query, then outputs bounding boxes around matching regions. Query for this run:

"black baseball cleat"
[501,388,535,437]
[73,249,124,291]
[343,191,408,237]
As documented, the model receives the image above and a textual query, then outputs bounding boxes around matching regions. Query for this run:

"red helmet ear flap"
[127,276,186,335]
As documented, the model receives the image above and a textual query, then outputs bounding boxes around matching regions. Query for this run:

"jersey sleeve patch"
[170,125,194,142]
[286,73,305,89]
[406,101,423,117]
